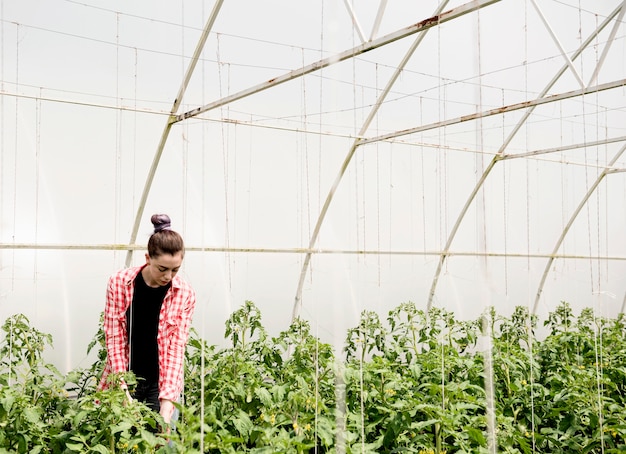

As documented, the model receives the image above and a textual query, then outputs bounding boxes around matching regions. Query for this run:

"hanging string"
[181,110,189,246]
[522,2,536,451]
[199,2,207,447]
[434,14,448,427]
[590,12,606,453]
[7,21,20,389]
[502,88,508,295]
[180,0,188,256]
[301,47,312,251]
[348,5,365,448]
[314,323,320,454]
[576,22,605,450]
[560,101,567,260]
[34,87,40,265]
[132,47,138,217]
[216,34,232,294]
[420,97,427,256]
[577,1,594,298]
[11,24,19,291]
[314,5,325,448]
[34,87,41,293]
[375,63,381,286]
[114,12,121,264]
[350,16,362,275]
[179,1,191,422]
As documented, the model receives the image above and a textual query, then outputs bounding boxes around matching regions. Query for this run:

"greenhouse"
[1,0,626,452]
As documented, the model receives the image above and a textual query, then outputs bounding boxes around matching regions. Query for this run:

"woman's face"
[143,252,183,287]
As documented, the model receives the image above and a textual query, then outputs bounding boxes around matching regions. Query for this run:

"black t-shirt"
[126,270,170,383]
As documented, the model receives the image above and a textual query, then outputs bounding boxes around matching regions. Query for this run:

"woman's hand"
[120,382,133,404]
[159,399,174,424]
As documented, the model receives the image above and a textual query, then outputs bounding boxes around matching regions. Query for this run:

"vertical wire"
[130,47,139,232]
[245,116,252,298]
[358,336,365,451]
[591,13,605,452]
[314,5,324,448]
[577,1,594,297]
[115,10,133,372]
[199,3,207,449]
[375,64,381,286]
[35,91,41,273]
[216,35,232,294]
[420,97,426,256]
[132,47,138,221]
[475,8,496,451]
[114,12,121,265]
[576,19,605,450]
[298,44,312,334]
[180,0,190,417]
[10,24,19,291]
[560,102,566,262]
[522,2,536,451]
[442,82,448,270]
[502,88,508,295]
[181,0,188,235]
[435,15,447,425]
[310,0,326,288]
[314,324,319,454]
[34,88,41,328]
[349,7,362,303]
[386,85,392,278]
[349,6,365,448]
[8,317,13,387]
[301,47,312,254]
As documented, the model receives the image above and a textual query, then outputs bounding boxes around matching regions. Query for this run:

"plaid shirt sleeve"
[157,277,196,402]
[98,267,138,390]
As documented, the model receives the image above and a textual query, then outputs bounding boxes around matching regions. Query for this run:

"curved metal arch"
[124,0,225,267]
[290,0,455,322]
[533,142,626,314]
[426,3,624,309]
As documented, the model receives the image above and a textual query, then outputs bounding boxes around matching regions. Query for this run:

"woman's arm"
[103,274,130,376]
[158,285,197,402]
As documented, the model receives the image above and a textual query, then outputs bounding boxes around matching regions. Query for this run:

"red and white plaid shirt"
[98,265,196,402]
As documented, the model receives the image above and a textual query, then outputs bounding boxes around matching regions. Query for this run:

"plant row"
[1,301,625,453]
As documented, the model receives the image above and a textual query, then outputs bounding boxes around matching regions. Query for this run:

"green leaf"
[255,387,272,407]
[233,410,253,437]
[467,427,487,445]
[22,406,42,423]
[110,420,133,434]
[411,418,440,430]
[139,428,160,445]
[73,410,89,426]
[271,384,285,403]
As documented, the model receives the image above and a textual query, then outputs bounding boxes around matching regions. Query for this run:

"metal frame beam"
[124,0,225,268]
[426,3,624,309]
[172,0,500,125]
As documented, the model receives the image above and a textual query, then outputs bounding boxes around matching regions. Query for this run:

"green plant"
[1,301,625,452]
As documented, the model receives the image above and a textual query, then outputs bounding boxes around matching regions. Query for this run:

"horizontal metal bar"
[173,0,501,124]
[359,78,626,146]
[1,242,625,261]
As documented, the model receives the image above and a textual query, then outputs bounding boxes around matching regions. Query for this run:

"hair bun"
[151,214,172,233]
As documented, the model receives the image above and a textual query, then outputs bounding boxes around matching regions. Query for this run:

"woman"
[98,214,196,424]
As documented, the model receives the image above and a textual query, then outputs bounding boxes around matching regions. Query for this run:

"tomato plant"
[1,301,625,453]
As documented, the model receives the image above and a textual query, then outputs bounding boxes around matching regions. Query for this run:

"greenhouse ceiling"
[1,0,626,371]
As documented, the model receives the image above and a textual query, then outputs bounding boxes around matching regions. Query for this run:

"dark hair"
[147,214,185,258]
